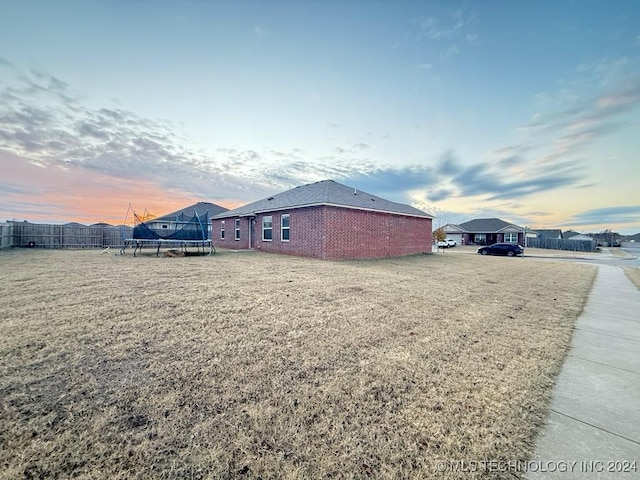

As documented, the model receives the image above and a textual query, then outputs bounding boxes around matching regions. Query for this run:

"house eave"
[497,225,524,233]
[441,224,466,233]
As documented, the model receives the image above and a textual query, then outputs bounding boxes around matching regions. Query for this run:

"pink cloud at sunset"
[0,150,242,225]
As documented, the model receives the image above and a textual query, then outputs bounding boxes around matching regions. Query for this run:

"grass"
[624,267,640,291]
[0,248,597,479]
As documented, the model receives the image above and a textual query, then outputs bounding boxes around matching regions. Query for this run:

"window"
[262,216,272,241]
[220,221,225,240]
[235,219,241,241]
[475,233,486,243]
[504,233,518,243]
[281,214,290,241]
[161,224,168,229]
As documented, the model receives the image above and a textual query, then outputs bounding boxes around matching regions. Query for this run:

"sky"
[1,0,639,234]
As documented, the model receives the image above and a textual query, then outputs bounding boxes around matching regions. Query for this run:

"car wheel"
[507,251,515,257]
[481,250,488,255]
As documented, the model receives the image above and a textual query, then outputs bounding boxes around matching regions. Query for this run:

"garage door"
[446,234,462,246]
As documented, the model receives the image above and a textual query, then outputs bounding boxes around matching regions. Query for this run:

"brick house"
[441,218,526,246]
[212,180,433,260]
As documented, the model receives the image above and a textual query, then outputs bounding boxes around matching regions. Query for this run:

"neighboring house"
[442,218,526,246]
[212,180,433,260]
[590,231,622,247]
[566,233,594,241]
[535,229,563,239]
[440,224,466,246]
[563,230,581,239]
[145,201,228,239]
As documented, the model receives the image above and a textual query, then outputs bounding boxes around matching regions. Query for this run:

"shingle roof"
[212,180,433,219]
[535,229,563,239]
[457,218,523,232]
[153,202,228,222]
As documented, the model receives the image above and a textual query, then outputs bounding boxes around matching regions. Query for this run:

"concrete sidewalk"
[528,264,640,478]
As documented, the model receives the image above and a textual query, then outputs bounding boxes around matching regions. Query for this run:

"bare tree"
[426,205,450,231]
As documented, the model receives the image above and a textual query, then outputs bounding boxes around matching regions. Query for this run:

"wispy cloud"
[566,205,640,227]
[415,7,475,42]
[577,56,632,87]
[439,44,459,59]
[489,145,530,160]
[0,182,31,195]
[342,166,435,198]
[594,80,640,115]
[408,200,542,230]
[515,58,640,176]
[335,144,585,206]
[436,151,461,175]
[413,6,477,61]
[408,5,480,66]
[448,162,580,201]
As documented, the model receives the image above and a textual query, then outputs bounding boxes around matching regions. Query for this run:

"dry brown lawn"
[624,266,640,291]
[0,248,597,479]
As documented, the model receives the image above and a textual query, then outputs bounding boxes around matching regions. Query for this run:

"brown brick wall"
[212,205,432,260]
[253,207,326,258]
[212,217,250,249]
[323,206,432,259]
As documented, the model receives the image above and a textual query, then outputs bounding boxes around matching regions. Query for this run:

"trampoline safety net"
[133,212,209,241]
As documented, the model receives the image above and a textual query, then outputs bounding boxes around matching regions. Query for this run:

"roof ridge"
[212,179,432,219]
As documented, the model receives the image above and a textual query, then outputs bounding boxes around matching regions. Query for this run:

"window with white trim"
[262,216,273,241]
[220,223,225,240]
[235,219,241,240]
[281,214,290,241]
[504,233,518,243]
[475,233,486,243]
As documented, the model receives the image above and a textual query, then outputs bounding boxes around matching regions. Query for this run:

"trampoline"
[119,206,214,256]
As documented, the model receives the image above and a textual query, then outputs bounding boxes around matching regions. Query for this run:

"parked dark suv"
[477,243,524,257]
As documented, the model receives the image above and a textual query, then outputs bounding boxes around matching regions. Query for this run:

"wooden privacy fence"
[527,236,597,252]
[0,221,133,249]
[0,223,13,249]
